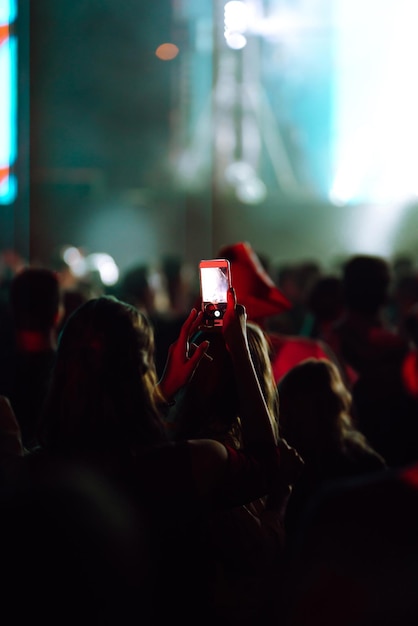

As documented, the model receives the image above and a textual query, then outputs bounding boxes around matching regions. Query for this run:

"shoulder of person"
[187,438,228,468]
[187,439,229,497]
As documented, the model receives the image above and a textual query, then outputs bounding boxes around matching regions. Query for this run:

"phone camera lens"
[204,303,216,318]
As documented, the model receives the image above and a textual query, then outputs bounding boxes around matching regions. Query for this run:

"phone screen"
[200,266,229,304]
[199,259,231,327]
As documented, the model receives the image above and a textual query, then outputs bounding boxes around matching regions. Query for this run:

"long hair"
[247,321,280,440]
[278,358,374,462]
[39,296,166,454]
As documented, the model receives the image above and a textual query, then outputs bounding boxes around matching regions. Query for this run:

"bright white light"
[224,1,248,33]
[328,191,348,207]
[225,161,267,203]
[62,246,87,278]
[236,177,267,204]
[86,253,119,286]
[347,201,411,258]
[0,0,17,23]
[225,32,247,49]
[224,1,248,49]
[225,160,255,184]
[329,167,359,206]
[332,0,418,205]
[71,258,87,278]
[62,246,82,266]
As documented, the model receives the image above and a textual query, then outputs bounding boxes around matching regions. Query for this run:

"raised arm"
[156,308,211,404]
[222,288,277,449]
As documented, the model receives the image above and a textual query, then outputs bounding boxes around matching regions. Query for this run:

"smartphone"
[199,258,232,327]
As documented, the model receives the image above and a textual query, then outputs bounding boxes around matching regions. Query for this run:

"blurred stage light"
[331,0,418,205]
[61,246,119,286]
[236,176,267,204]
[0,0,17,204]
[224,1,248,32]
[61,246,87,278]
[225,160,267,204]
[85,253,119,286]
[225,32,247,49]
[224,1,248,49]
[155,42,179,61]
[225,160,255,184]
[62,246,82,266]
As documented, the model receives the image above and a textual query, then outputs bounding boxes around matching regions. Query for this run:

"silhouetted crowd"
[1,242,418,625]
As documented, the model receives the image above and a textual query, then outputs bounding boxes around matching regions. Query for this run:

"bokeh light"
[155,43,179,61]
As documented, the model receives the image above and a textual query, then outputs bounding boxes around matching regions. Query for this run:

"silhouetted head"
[342,255,390,315]
[40,296,165,453]
[307,276,344,323]
[10,267,61,332]
[117,264,155,314]
[278,358,352,460]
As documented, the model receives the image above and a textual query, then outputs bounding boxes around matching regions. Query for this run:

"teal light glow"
[330,0,418,205]
[0,0,17,204]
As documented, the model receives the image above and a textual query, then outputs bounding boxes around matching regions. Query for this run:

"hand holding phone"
[222,287,249,353]
[157,308,210,402]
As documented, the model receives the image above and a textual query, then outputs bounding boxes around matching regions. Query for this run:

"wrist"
[155,382,176,407]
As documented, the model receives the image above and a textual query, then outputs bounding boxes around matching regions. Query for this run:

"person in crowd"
[273,260,323,336]
[329,254,406,373]
[56,286,90,336]
[305,275,345,342]
[277,357,386,542]
[390,270,418,337]
[167,319,301,624]
[217,241,344,384]
[169,321,280,444]
[116,260,190,378]
[328,254,418,467]
[160,253,196,316]
[279,461,418,626]
[152,255,193,379]
[1,267,63,450]
[31,289,301,625]
[116,263,156,316]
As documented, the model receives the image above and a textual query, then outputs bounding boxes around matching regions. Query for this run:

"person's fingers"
[179,309,205,346]
[179,308,198,338]
[188,340,211,368]
[235,303,246,318]
[227,287,236,309]
[189,310,204,336]
[189,341,213,361]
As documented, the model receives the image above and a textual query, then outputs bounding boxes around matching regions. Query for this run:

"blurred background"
[2,0,418,286]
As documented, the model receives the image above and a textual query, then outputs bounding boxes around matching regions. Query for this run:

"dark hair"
[247,321,280,437]
[116,264,154,312]
[278,358,374,461]
[39,296,166,454]
[342,255,390,314]
[10,268,61,331]
[307,276,344,322]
